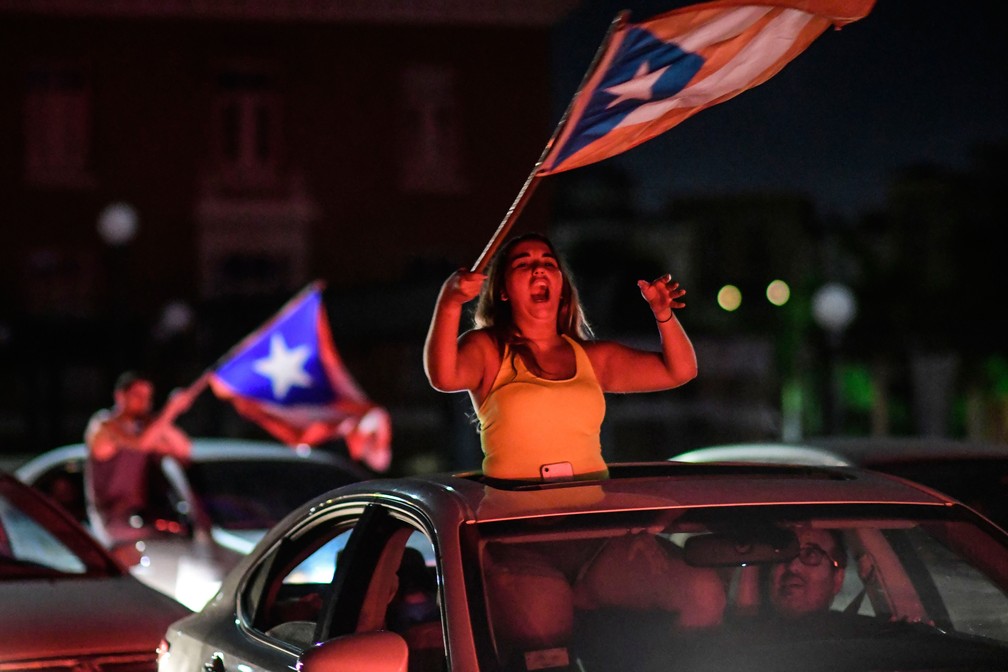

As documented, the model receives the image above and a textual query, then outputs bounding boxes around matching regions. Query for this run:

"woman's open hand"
[637,273,686,322]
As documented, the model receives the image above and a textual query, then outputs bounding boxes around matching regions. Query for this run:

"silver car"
[0,471,191,671]
[671,437,1008,532]
[16,438,369,610]
[158,462,1008,672]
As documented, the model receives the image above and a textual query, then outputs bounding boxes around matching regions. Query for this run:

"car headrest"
[484,545,573,669]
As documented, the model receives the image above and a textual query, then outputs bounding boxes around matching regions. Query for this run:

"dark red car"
[0,471,191,672]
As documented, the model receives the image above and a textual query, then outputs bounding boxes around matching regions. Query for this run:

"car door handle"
[203,653,225,672]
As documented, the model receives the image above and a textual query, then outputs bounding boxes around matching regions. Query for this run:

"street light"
[97,202,139,247]
[154,300,195,341]
[812,283,857,435]
[812,282,856,335]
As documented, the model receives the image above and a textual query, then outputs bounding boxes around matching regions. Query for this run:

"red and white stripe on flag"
[538,0,875,175]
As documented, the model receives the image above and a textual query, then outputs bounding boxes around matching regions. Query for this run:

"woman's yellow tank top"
[476,334,607,480]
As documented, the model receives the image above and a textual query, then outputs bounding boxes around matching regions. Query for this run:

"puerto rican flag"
[208,282,392,472]
[538,0,875,175]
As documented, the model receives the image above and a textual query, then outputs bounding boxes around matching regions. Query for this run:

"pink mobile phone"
[540,461,574,480]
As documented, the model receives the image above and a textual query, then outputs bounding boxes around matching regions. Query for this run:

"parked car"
[0,471,191,670]
[15,438,370,610]
[157,462,1008,672]
[671,437,1008,531]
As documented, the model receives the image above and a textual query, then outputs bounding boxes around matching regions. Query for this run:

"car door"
[192,500,444,672]
[308,504,445,672]
[161,502,363,672]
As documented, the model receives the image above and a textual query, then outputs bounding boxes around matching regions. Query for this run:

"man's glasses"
[796,543,842,569]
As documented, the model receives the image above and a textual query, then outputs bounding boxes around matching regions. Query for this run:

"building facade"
[0,0,575,463]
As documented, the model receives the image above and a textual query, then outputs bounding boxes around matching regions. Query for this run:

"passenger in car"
[424,233,697,481]
[387,547,444,672]
[766,528,848,619]
[84,371,198,544]
[387,547,440,634]
[728,527,849,622]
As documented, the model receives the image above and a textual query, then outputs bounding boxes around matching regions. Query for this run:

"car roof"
[15,438,370,480]
[318,462,959,525]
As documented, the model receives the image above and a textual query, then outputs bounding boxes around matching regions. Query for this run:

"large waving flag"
[207,282,392,472]
[537,0,875,175]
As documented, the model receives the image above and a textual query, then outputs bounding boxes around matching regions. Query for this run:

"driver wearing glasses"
[767,528,847,619]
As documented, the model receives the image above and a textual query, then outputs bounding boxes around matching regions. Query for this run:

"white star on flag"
[604,60,666,108]
[252,333,313,399]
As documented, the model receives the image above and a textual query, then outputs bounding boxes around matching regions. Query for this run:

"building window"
[399,64,466,194]
[195,182,316,301]
[212,66,283,189]
[23,64,93,188]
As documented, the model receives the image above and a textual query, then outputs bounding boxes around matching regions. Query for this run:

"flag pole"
[470,10,629,273]
[469,169,543,273]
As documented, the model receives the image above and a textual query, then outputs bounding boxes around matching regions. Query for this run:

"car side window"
[388,531,444,672]
[387,530,440,634]
[897,524,1008,635]
[29,463,87,525]
[0,495,87,573]
[243,504,445,671]
[244,514,361,650]
[306,506,445,672]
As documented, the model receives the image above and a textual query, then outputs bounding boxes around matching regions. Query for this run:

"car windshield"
[0,479,117,579]
[185,459,359,530]
[476,504,1008,672]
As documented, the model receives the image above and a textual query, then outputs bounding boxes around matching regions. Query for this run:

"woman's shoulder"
[579,338,630,375]
[578,337,618,355]
[460,328,505,366]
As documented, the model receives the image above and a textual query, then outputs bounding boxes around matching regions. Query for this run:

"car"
[0,470,192,671]
[15,438,371,610]
[671,442,855,467]
[156,462,1008,672]
[671,437,1008,531]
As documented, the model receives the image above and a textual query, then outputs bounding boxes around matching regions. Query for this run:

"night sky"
[548,0,1007,218]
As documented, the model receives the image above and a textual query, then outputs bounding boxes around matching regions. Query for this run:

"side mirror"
[299,631,409,672]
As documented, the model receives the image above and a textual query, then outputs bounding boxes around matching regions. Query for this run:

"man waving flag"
[207,282,392,472]
[539,0,875,175]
